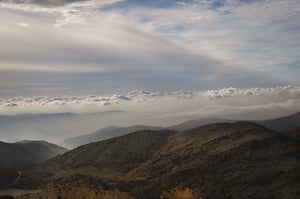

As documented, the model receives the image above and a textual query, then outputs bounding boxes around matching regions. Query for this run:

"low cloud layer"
[1,86,299,115]
[1,86,299,142]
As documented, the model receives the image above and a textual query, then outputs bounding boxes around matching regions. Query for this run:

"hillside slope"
[35,122,300,199]
[0,140,67,169]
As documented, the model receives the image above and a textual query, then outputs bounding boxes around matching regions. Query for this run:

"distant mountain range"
[168,117,233,131]
[31,122,299,198]
[0,111,126,143]
[255,111,300,132]
[60,112,300,148]
[169,111,300,132]
[0,140,67,169]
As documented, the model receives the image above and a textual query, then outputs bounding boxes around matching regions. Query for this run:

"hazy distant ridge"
[60,125,164,149]
[60,112,300,148]
[0,140,67,169]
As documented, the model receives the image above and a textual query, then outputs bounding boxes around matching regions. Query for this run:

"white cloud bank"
[1,86,299,119]
[0,86,299,143]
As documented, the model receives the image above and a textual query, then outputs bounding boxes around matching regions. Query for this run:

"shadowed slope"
[32,123,300,198]
[0,141,67,169]
[44,130,175,176]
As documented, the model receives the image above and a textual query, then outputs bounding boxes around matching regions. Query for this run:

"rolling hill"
[32,122,300,199]
[0,140,67,169]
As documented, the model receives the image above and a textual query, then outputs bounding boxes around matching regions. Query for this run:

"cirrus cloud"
[0,0,299,97]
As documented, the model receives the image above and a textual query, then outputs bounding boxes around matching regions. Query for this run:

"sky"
[0,0,299,96]
[0,0,299,142]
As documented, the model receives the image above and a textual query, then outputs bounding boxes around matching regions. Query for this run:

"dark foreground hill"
[14,122,299,199]
[0,140,67,169]
[0,141,67,191]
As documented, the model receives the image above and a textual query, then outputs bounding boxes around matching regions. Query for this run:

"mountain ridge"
[33,122,300,198]
[256,111,300,132]
[60,111,300,149]
[60,125,165,149]
[0,140,67,169]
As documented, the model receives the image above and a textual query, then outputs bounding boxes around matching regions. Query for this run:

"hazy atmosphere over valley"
[0,0,299,143]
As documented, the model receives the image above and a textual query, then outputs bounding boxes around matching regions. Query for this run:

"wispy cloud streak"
[0,0,299,96]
